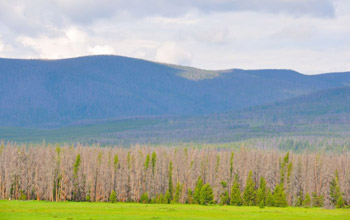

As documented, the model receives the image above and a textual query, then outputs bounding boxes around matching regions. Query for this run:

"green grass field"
[1,201,349,220]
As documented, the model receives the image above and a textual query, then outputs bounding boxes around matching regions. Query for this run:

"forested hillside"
[234,86,350,124]
[1,55,350,127]
[1,144,349,208]
[1,85,350,144]
[122,86,350,144]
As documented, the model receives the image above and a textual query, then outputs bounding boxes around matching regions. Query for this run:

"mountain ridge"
[1,55,350,128]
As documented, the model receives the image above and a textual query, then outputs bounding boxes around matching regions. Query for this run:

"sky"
[0,0,349,74]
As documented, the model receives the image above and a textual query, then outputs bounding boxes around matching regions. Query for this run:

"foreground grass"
[1,201,350,220]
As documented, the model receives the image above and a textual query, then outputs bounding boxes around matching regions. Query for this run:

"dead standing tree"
[0,143,349,206]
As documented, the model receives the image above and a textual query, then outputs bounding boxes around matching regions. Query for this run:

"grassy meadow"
[1,200,349,220]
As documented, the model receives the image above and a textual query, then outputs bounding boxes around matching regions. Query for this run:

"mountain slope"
[117,86,350,144]
[234,86,350,124]
[2,86,350,144]
[1,55,350,127]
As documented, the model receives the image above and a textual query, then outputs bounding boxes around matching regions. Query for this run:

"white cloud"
[272,24,315,41]
[88,45,115,55]
[155,42,192,66]
[16,27,90,59]
[0,0,349,74]
[0,36,3,52]
[227,0,334,17]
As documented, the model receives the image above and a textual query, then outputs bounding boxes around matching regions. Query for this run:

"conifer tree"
[174,182,182,203]
[312,192,324,207]
[113,153,119,191]
[53,145,62,201]
[86,191,91,202]
[19,190,26,200]
[187,189,193,204]
[144,154,150,170]
[109,190,117,203]
[193,177,204,204]
[336,195,344,208]
[114,154,119,168]
[155,194,165,204]
[167,161,173,202]
[273,184,288,207]
[151,152,157,175]
[230,174,242,206]
[73,154,81,180]
[243,171,256,206]
[165,191,171,204]
[0,144,3,155]
[4,144,350,205]
[230,152,234,179]
[256,177,267,207]
[215,155,220,174]
[303,193,311,208]
[199,184,214,205]
[143,154,151,195]
[330,170,341,206]
[73,153,81,201]
[259,200,265,209]
[266,189,274,207]
[280,152,290,185]
[219,181,229,205]
[295,192,303,207]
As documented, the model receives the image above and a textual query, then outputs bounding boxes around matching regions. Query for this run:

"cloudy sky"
[0,0,349,74]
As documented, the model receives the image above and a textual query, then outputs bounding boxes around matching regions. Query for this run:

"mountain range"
[0,55,350,144]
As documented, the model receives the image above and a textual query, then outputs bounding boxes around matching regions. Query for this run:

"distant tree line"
[0,143,349,208]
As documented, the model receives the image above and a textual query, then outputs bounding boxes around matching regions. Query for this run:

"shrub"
[259,200,265,209]
[140,192,149,204]
[336,196,344,208]
[303,193,311,208]
[109,190,117,203]
[187,189,193,204]
[19,190,27,200]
